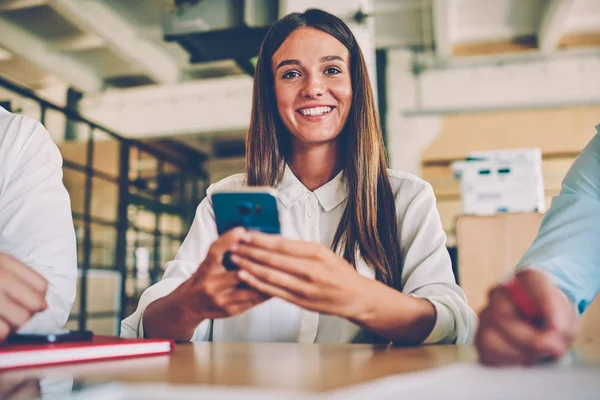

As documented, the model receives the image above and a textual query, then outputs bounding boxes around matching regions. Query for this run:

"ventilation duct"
[164,0,278,66]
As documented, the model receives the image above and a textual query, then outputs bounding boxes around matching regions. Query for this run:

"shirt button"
[307,211,314,218]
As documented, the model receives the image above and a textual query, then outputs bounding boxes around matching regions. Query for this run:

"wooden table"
[2,342,600,397]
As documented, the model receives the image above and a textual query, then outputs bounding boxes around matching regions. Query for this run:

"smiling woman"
[122,9,477,346]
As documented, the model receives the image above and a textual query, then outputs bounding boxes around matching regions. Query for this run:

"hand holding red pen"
[476,269,578,366]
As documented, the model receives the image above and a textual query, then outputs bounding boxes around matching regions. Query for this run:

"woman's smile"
[296,105,336,120]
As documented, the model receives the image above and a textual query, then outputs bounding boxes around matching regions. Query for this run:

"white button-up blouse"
[0,106,77,334]
[121,166,477,344]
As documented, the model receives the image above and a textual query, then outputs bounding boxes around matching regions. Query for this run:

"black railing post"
[152,160,164,285]
[40,104,47,126]
[65,88,83,141]
[115,142,130,328]
[79,126,95,331]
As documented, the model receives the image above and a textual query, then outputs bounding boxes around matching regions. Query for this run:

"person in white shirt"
[0,106,77,342]
[122,9,477,344]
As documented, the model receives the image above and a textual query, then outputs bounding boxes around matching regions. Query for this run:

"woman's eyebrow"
[276,59,301,70]
[275,55,345,70]
[320,55,345,63]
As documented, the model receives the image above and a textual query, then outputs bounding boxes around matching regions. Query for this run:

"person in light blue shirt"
[476,125,600,366]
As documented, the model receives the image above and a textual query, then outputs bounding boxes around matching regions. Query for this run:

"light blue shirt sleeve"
[517,126,600,314]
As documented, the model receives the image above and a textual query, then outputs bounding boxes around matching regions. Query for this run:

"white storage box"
[452,148,545,216]
[459,162,545,215]
[452,148,542,179]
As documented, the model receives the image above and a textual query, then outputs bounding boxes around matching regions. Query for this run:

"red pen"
[503,276,540,322]
[503,275,559,362]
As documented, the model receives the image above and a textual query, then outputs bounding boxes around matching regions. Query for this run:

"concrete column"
[386,49,442,176]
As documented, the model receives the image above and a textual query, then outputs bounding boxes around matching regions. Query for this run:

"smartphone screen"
[5,330,94,345]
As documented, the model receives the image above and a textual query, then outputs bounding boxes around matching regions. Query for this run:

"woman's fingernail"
[239,270,249,279]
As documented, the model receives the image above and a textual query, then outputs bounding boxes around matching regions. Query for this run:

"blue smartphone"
[211,187,280,271]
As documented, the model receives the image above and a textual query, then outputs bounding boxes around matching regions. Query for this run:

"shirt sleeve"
[120,195,219,339]
[0,119,77,333]
[397,181,478,345]
[517,128,600,314]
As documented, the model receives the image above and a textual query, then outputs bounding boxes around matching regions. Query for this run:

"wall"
[385,49,443,175]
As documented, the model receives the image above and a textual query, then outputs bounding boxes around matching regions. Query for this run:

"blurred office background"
[0,0,599,338]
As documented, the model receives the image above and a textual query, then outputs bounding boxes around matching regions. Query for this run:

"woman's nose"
[301,75,325,98]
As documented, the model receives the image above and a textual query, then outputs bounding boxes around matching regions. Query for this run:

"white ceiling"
[0,0,599,93]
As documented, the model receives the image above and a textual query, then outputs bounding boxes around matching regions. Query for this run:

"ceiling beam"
[80,76,254,138]
[538,0,576,54]
[50,0,181,84]
[51,34,105,52]
[432,0,453,59]
[0,0,48,12]
[0,16,102,92]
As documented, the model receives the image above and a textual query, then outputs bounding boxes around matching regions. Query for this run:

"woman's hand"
[0,253,48,342]
[230,231,438,344]
[229,231,368,318]
[143,228,270,341]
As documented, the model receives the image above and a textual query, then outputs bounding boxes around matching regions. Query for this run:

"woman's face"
[271,27,352,147]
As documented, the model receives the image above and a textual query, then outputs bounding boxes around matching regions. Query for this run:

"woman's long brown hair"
[246,9,402,290]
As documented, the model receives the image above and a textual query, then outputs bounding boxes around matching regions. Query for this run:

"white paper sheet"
[64,363,600,400]
[327,363,600,400]
[65,382,306,400]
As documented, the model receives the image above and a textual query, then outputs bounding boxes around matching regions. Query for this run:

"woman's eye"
[325,67,341,75]
[282,71,300,79]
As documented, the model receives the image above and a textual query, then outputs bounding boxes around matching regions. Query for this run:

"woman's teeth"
[299,106,333,116]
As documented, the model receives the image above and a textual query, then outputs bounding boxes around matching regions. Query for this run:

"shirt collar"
[314,168,348,211]
[276,164,307,209]
[276,164,348,212]
[0,106,9,115]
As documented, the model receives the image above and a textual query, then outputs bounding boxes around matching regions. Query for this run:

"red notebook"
[0,335,174,371]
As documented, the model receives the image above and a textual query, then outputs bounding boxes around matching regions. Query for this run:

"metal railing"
[0,75,207,333]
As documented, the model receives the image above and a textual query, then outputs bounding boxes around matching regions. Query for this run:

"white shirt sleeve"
[0,114,77,333]
[396,181,478,344]
[121,195,219,339]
